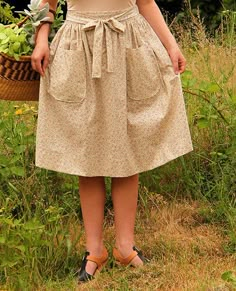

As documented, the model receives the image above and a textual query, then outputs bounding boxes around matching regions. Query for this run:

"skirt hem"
[35,146,193,177]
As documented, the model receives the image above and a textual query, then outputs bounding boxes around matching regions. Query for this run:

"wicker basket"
[0,17,40,102]
[0,53,40,101]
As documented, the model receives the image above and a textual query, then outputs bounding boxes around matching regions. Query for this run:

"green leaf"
[27,0,42,11]
[0,260,19,268]
[8,46,14,56]
[9,33,17,42]
[23,220,45,231]
[2,217,14,226]
[0,236,6,244]
[18,34,26,42]
[9,155,21,165]
[0,167,11,178]
[231,95,236,104]
[197,118,209,129]
[8,182,20,193]
[14,145,27,154]
[0,48,8,54]
[1,36,10,44]
[0,33,7,40]
[182,70,193,78]
[13,41,21,52]
[13,53,20,61]
[10,166,25,177]
[221,271,236,283]
[32,20,41,27]
[206,82,220,93]
[14,245,26,253]
[66,237,72,254]
[0,154,10,166]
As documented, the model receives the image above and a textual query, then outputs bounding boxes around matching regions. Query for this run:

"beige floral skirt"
[35,4,193,177]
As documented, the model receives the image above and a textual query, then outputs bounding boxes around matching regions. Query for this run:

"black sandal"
[78,247,108,282]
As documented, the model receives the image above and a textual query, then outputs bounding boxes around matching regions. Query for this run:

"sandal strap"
[113,247,138,265]
[86,247,108,267]
[78,248,108,282]
[133,246,150,263]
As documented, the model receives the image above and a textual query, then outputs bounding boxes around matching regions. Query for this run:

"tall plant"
[16,0,54,47]
[0,0,18,24]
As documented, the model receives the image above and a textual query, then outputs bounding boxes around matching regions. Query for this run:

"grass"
[0,5,236,291]
[38,194,235,291]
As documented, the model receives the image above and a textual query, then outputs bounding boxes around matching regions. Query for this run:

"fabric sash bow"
[82,18,125,78]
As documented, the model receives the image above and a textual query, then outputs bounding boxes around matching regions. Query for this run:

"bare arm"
[36,0,58,44]
[31,0,58,76]
[136,0,186,74]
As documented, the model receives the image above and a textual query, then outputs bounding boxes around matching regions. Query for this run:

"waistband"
[64,5,140,79]
[66,4,139,22]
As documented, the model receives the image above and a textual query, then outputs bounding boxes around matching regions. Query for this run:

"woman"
[31,0,193,282]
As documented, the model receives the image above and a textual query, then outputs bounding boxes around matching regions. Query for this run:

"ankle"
[115,241,135,255]
[86,241,105,256]
[113,243,145,267]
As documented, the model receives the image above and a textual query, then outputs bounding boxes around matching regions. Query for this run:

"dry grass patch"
[184,45,236,94]
[41,195,235,291]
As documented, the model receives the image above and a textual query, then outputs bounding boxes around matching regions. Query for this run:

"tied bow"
[82,18,125,78]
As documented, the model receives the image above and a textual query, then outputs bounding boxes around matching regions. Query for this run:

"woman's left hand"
[167,46,187,75]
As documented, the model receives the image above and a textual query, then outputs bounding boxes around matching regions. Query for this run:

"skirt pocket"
[126,43,163,101]
[47,48,86,103]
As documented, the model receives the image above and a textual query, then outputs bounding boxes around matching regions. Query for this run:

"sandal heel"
[78,247,109,283]
[113,245,150,267]
[97,258,108,271]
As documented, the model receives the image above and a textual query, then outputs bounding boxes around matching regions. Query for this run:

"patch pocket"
[47,48,86,103]
[126,43,163,101]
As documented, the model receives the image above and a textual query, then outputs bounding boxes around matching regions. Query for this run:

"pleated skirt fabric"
[35,4,193,177]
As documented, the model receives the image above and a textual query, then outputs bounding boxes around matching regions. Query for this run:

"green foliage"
[0,24,31,60]
[16,0,52,47]
[0,2,235,289]
[221,271,236,288]
[141,58,236,205]
[0,205,80,290]
[49,0,65,41]
[0,103,81,289]
[220,10,236,48]
[0,0,65,60]
[223,0,236,10]
[157,0,236,32]
[0,0,18,24]
[180,67,236,204]
[0,104,36,181]
[140,14,236,254]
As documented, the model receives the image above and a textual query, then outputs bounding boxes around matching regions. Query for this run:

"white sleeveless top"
[67,0,137,12]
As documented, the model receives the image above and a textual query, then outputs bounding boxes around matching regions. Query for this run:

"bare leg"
[79,176,106,274]
[111,174,143,266]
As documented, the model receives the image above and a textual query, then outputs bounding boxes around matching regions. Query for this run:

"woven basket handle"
[17,16,30,27]
[4,16,30,28]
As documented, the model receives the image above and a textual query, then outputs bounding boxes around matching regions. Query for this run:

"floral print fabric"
[35,4,193,177]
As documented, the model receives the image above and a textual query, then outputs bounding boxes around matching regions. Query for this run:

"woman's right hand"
[31,42,50,77]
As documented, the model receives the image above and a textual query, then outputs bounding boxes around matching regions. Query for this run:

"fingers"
[31,57,44,76]
[178,56,187,74]
[172,55,186,75]
[42,52,50,76]
[31,47,49,77]
[172,57,180,75]
[168,48,187,75]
